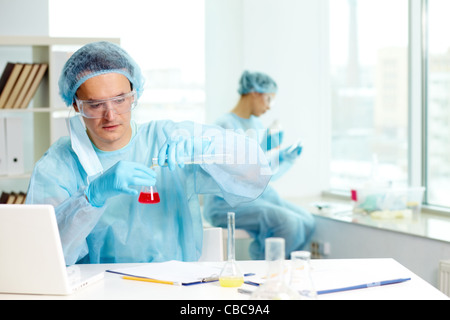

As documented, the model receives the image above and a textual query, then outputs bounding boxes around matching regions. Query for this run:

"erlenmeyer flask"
[290,251,317,300]
[250,238,300,300]
[219,212,244,287]
[138,186,160,204]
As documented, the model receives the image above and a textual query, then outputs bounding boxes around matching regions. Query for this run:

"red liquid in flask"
[138,191,160,204]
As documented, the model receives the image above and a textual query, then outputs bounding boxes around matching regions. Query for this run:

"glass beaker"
[250,238,300,300]
[138,186,160,204]
[219,212,244,287]
[290,251,317,300]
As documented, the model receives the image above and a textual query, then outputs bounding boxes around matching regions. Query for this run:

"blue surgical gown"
[26,120,270,265]
[203,113,315,260]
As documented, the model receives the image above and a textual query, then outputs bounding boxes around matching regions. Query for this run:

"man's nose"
[102,102,116,120]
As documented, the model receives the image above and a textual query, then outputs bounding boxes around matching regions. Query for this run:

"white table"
[0,258,447,300]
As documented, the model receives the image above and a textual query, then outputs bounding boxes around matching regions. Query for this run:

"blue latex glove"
[270,145,303,181]
[280,144,303,162]
[261,129,284,152]
[158,136,215,171]
[85,160,157,207]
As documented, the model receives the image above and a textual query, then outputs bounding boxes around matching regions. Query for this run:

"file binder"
[0,118,6,175]
[5,117,24,175]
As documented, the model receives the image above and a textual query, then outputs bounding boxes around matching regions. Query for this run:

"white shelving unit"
[0,36,120,193]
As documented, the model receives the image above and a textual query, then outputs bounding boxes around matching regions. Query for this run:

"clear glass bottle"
[250,238,300,300]
[290,251,317,300]
[219,212,244,287]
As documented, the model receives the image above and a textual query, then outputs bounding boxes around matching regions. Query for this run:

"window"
[329,0,450,211]
[426,0,450,207]
[49,0,205,123]
[329,0,409,191]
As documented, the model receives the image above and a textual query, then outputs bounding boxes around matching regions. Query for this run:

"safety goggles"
[75,90,137,119]
[264,93,276,108]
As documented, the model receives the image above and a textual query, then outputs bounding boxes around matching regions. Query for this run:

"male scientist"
[26,42,271,265]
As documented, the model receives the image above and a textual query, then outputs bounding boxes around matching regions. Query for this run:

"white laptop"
[0,204,103,295]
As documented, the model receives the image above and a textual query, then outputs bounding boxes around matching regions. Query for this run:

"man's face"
[74,73,133,151]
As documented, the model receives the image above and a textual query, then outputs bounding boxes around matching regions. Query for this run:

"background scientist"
[203,70,315,259]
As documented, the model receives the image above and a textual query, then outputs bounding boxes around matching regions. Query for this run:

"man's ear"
[73,102,80,113]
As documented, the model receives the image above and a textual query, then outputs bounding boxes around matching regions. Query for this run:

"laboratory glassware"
[250,238,300,300]
[150,153,231,169]
[138,186,160,204]
[290,251,317,300]
[219,212,244,287]
[138,153,231,205]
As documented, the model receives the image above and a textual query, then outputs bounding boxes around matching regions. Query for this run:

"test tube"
[150,153,232,169]
[268,120,283,151]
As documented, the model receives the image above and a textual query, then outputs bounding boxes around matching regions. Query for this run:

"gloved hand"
[158,135,215,171]
[261,129,284,152]
[85,160,157,207]
[279,144,303,163]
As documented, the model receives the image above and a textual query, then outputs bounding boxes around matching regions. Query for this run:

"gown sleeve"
[25,139,105,265]
[166,120,272,207]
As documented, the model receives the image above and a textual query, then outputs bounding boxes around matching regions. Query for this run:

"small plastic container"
[351,186,425,220]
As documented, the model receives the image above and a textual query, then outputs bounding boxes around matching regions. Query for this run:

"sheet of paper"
[108,260,222,284]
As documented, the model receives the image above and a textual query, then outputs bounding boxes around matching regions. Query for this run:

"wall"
[0,0,49,36]
[204,0,244,123]
[205,0,331,198]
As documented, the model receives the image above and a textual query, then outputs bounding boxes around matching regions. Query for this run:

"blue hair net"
[59,41,145,106]
[238,70,278,95]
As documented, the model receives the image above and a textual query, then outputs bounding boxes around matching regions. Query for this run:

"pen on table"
[244,280,260,287]
[317,278,411,295]
[122,275,181,286]
[239,278,412,296]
